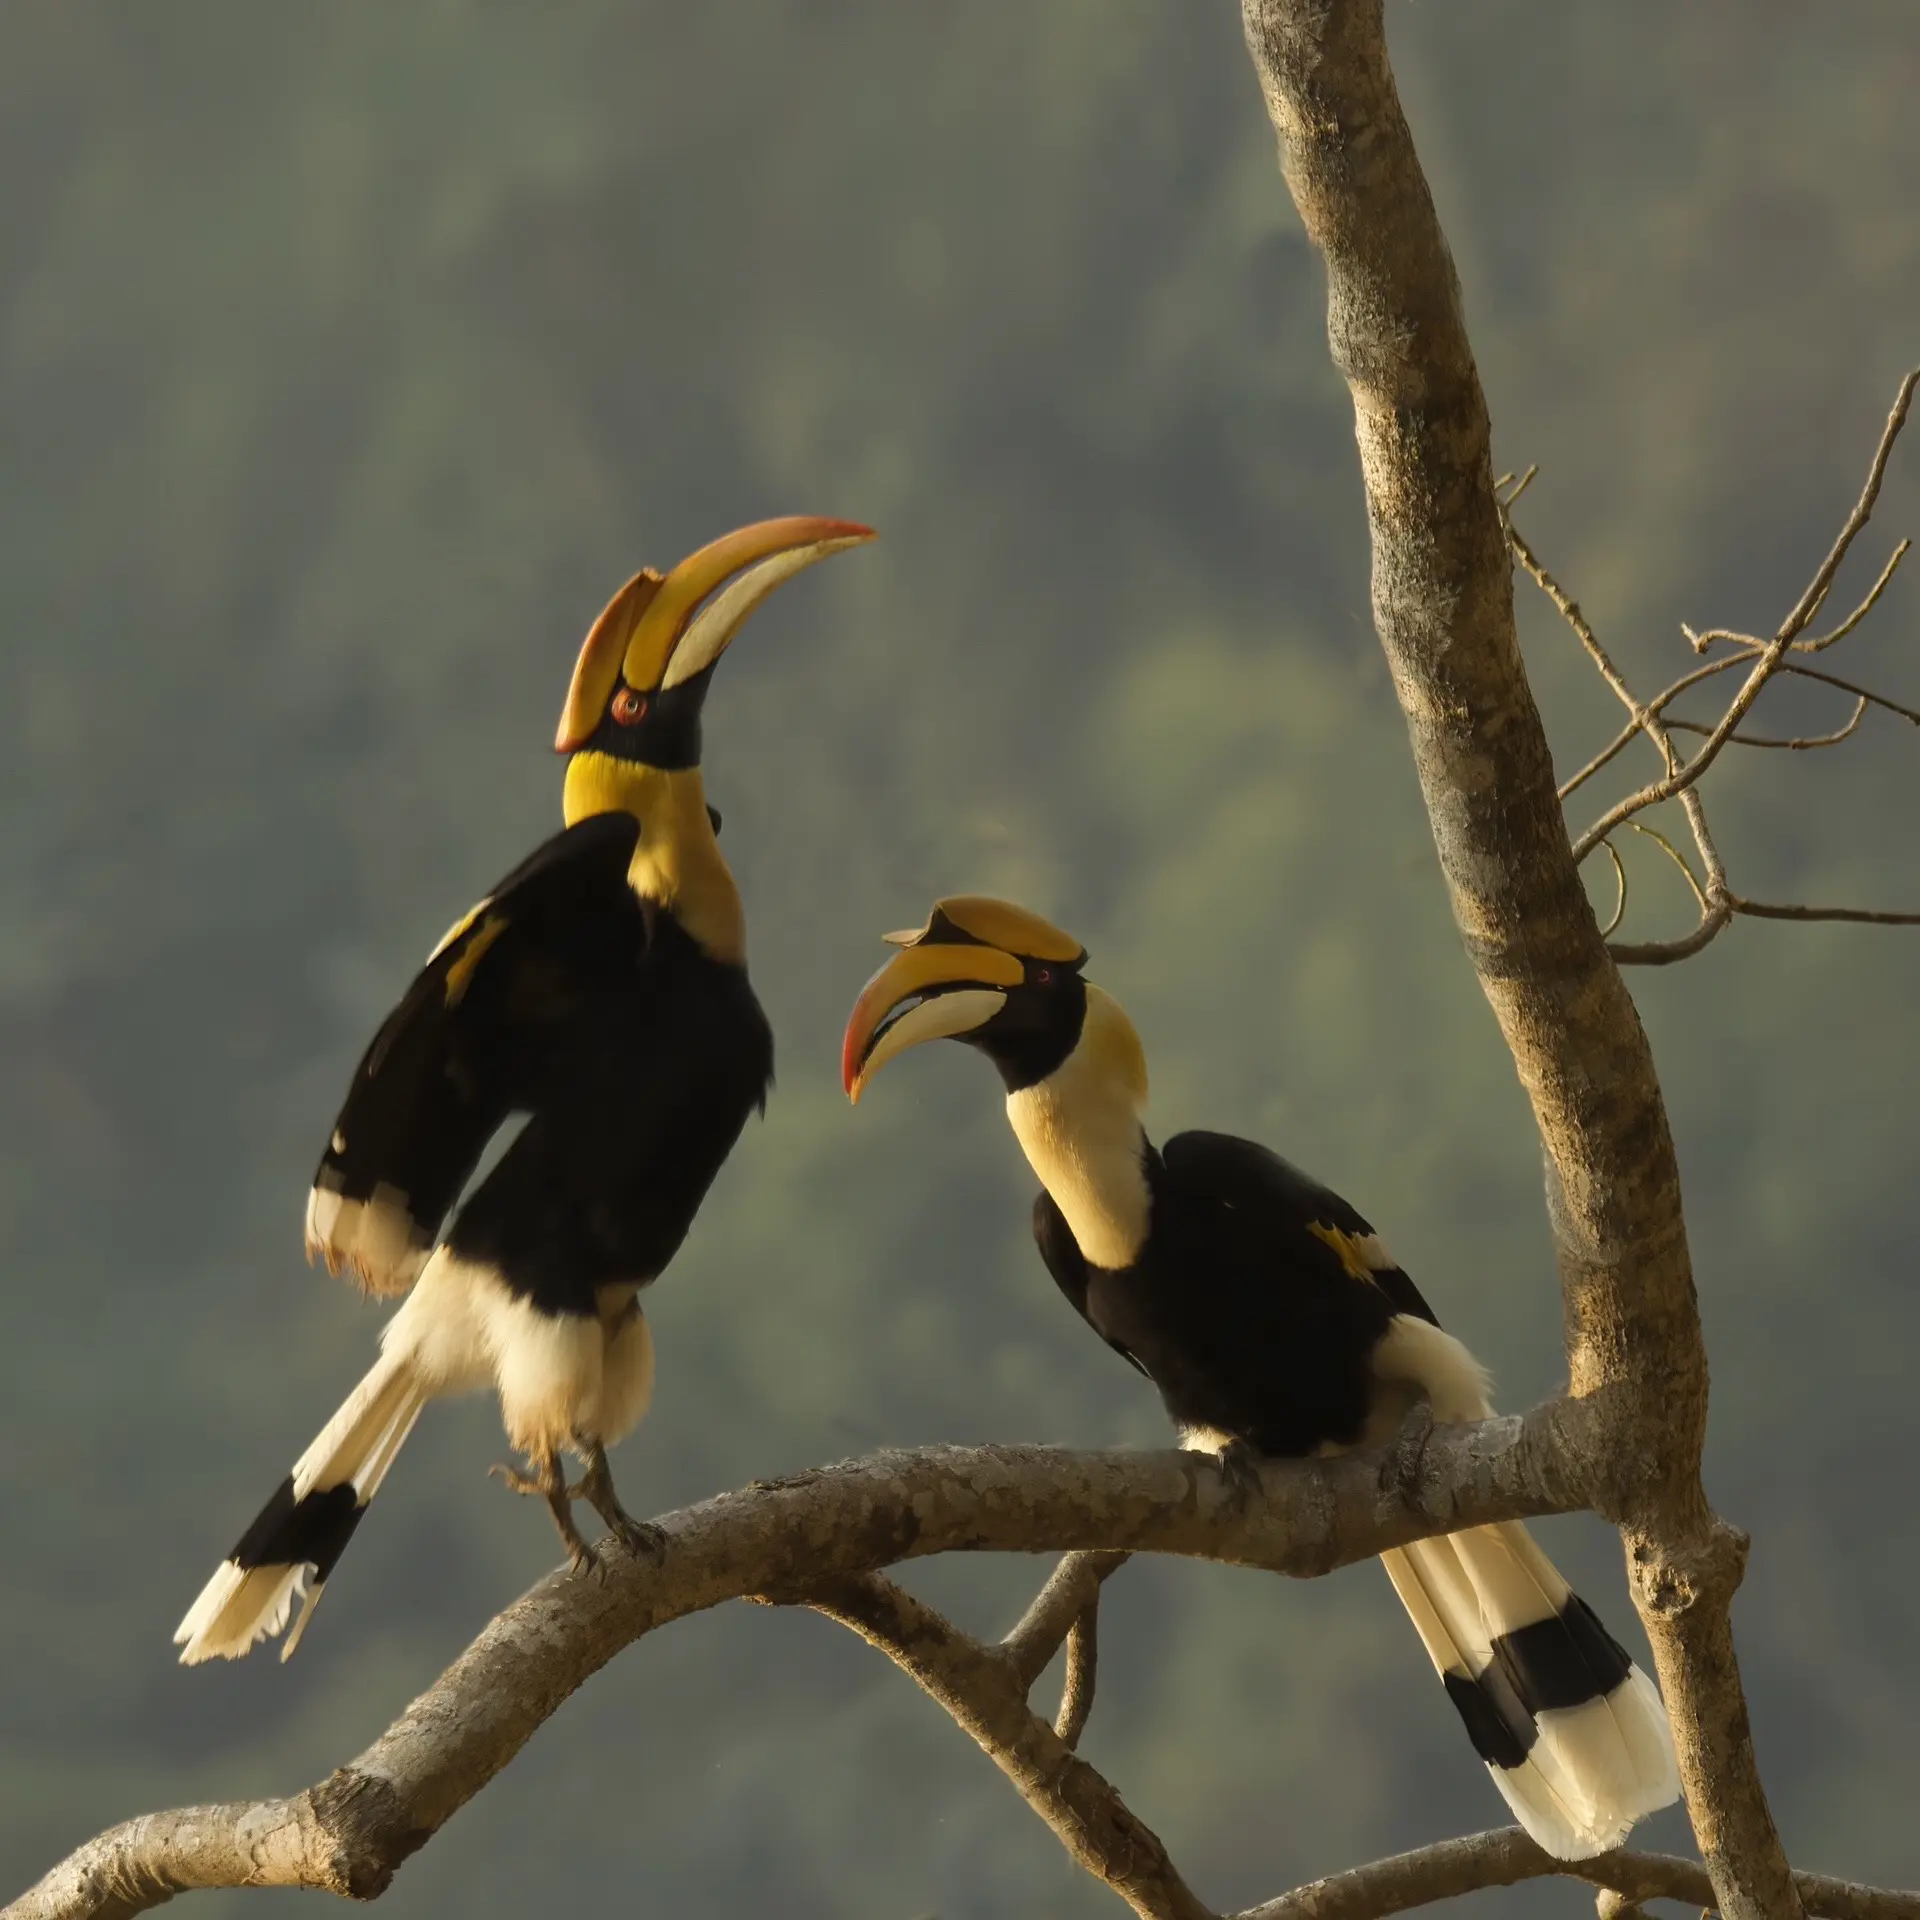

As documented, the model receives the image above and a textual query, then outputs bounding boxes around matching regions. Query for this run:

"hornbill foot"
[571,1442,668,1565]
[490,1453,598,1573]
[488,1462,547,1498]
[1214,1438,1268,1509]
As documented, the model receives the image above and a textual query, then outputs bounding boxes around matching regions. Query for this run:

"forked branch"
[1506,368,1919,964]
[1,1420,1591,1920]
[796,1565,1204,1920]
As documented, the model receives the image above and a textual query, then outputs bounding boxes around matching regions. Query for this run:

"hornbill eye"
[1035,967,1054,985]
[611,688,648,726]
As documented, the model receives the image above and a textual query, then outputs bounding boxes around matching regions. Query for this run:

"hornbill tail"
[174,1351,426,1664]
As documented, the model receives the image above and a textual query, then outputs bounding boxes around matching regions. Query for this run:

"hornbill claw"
[572,1441,667,1565]
[1204,1438,1269,1510]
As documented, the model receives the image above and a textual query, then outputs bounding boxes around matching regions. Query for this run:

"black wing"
[1159,1130,1438,1326]
[305,812,645,1293]
[1032,1191,1152,1376]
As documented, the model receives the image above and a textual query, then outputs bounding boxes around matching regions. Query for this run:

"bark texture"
[5,1424,1580,1920]
[1237,1828,1920,1920]
[1237,2,1798,1915]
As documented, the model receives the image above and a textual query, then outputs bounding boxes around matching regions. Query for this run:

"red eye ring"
[611,688,648,726]
[1035,966,1053,985]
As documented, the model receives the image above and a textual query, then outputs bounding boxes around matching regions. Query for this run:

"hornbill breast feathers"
[176,515,871,1665]
[842,895,1680,1861]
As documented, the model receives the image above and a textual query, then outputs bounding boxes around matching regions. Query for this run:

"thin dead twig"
[1557,654,1746,801]
[1232,1826,1920,1920]
[1626,821,1709,913]
[1663,696,1870,751]
[1508,518,1732,945]
[1003,1550,1130,1687]
[1053,1603,1102,1750]
[1778,661,1920,727]
[1795,536,1912,652]
[1567,369,1917,863]
[1595,839,1629,938]
[798,1571,1207,1920]
[1730,897,1920,927]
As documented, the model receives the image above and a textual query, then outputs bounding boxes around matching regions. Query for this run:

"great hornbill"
[840,895,1679,1860]
[175,516,872,1664]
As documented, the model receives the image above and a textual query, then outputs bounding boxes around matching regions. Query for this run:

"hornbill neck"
[1004,985,1152,1271]
[563,750,745,966]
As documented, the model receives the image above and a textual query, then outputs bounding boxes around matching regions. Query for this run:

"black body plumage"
[1032,1122,1650,1835]
[311,812,773,1314]
[1035,1129,1436,1456]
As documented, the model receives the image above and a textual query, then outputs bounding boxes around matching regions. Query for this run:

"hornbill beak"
[555,515,875,751]
[840,896,1085,1103]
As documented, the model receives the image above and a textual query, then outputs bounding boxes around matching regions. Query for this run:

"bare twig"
[1626,822,1709,913]
[1796,537,1911,652]
[1663,696,1869,751]
[1003,1550,1131,1686]
[1778,662,1920,727]
[1731,897,1920,927]
[1595,838,1628,938]
[1053,1602,1103,1751]
[1781,370,1918,635]
[997,1552,1129,1753]
[798,1572,1207,1920]
[1233,1827,1920,1920]
[1511,518,1733,954]
[1556,655,1745,801]
[1518,369,1918,968]
[1607,901,1736,968]
[1568,369,1917,863]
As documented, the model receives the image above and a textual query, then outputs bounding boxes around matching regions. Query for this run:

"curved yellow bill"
[554,516,874,751]
[841,944,1024,1103]
[885,895,1085,965]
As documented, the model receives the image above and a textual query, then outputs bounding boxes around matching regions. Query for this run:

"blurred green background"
[1,5,1915,1915]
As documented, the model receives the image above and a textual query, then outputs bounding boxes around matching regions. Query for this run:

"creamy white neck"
[1004,985,1151,1271]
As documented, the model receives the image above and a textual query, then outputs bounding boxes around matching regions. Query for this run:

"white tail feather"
[174,1351,428,1664]
[1383,1525,1679,1859]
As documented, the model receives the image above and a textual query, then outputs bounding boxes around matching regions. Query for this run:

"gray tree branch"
[1051,1593,1103,1751]
[3,1419,1586,1920]
[1237,2,1801,1913]
[1231,1827,1920,1920]
[796,1571,1207,1920]
[1003,1549,1131,1686]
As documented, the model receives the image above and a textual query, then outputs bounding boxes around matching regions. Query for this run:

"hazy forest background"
[2,7,1916,1916]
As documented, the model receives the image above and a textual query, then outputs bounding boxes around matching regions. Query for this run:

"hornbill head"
[841,896,1097,1100]
[555,516,874,768]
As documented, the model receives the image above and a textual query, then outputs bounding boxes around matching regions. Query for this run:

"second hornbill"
[175,516,872,1664]
[841,895,1679,1860]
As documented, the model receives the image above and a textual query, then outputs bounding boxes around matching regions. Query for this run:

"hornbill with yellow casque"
[175,516,872,1665]
[840,896,1679,1860]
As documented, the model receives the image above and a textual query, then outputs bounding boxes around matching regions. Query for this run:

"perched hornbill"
[840,896,1679,1860]
[175,516,872,1664]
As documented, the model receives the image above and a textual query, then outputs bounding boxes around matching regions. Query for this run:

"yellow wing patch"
[1307,1221,1393,1286]
[444,914,509,1007]
[428,898,491,963]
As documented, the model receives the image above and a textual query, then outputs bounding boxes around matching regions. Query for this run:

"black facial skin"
[960,958,1088,1093]
[578,661,718,771]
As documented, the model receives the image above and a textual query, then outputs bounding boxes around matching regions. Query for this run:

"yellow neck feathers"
[563,752,746,965]
[1005,985,1152,1270]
